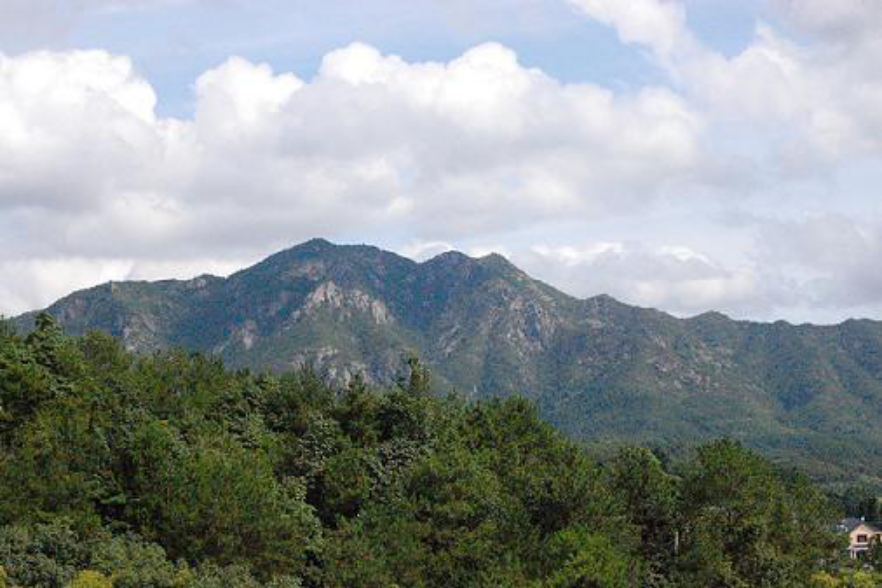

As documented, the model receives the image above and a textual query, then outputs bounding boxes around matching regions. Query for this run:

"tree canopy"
[0,315,857,586]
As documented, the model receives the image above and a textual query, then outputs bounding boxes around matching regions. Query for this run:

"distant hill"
[15,238,882,487]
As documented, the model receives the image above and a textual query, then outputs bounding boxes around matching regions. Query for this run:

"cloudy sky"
[1,0,881,324]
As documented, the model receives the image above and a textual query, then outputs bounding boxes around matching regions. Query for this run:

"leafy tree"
[607,447,679,584]
[0,396,110,531]
[837,485,881,522]
[312,446,376,524]
[545,526,636,588]
[810,569,882,587]
[184,564,302,588]
[0,521,88,587]
[676,440,839,587]
[68,570,113,588]
[398,354,431,398]
[90,533,184,588]
[124,425,320,579]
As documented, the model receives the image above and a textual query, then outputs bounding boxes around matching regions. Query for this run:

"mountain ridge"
[16,238,856,328]
[13,239,882,487]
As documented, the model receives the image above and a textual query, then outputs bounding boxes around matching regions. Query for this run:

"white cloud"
[401,225,882,323]
[4,3,882,325]
[771,0,882,45]
[570,0,882,166]
[0,50,163,216]
[0,256,246,319]
[399,241,455,261]
[0,258,128,319]
[567,0,692,61]
[0,0,188,50]
[754,214,882,310]
[0,43,704,314]
[517,242,771,317]
[195,57,302,129]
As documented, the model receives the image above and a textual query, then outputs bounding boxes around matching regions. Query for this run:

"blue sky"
[52,1,761,115]
[2,0,882,324]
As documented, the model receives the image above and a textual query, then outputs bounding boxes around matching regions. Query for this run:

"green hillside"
[14,239,882,487]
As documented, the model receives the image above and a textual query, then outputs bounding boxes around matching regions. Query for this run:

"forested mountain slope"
[14,239,882,487]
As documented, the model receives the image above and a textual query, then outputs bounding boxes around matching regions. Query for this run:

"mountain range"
[13,238,882,487]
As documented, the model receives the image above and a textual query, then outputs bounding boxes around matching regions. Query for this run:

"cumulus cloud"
[516,242,778,317]
[4,3,882,324]
[570,0,882,165]
[0,0,186,50]
[753,214,882,311]
[397,237,789,318]
[399,241,455,261]
[771,0,882,45]
[0,43,705,314]
[398,228,882,323]
[0,256,246,320]
[567,0,693,61]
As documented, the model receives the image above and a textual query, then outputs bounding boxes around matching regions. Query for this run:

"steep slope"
[13,239,882,487]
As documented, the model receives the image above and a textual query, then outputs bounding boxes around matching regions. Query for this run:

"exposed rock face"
[14,238,882,486]
[294,281,392,325]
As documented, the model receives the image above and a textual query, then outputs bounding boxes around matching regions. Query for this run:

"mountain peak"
[277,238,402,261]
[423,249,520,274]
[477,251,522,274]
[424,249,471,265]
[286,237,337,254]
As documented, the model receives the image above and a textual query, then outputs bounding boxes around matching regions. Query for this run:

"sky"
[1,0,882,324]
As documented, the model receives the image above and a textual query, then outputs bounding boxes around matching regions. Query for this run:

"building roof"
[838,518,882,534]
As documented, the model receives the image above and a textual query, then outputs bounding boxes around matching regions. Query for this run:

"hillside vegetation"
[15,239,882,488]
[0,317,853,586]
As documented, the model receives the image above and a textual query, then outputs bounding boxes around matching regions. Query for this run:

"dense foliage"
[0,316,856,586]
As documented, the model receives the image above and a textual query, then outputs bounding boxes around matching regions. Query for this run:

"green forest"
[0,315,877,587]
